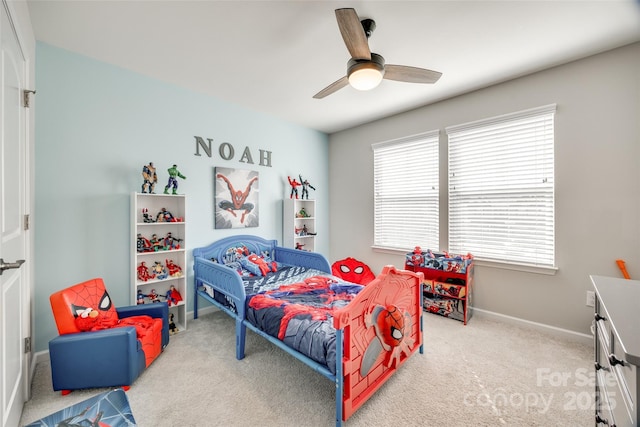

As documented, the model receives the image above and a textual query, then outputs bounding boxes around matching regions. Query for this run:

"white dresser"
[591,275,640,426]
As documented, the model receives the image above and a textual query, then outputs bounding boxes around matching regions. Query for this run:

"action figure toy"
[137,289,146,304]
[164,164,186,195]
[296,208,310,218]
[142,208,155,223]
[150,234,163,251]
[169,313,178,335]
[137,262,155,281]
[299,174,316,199]
[287,176,301,199]
[298,224,316,236]
[165,285,183,306]
[163,232,182,250]
[295,242,305,250]
[165,259,183,277]
[152,261,168,280]
[141,162,157,194]
[148,288,162,303]
[156,207,182,222]
[137,234,153,253]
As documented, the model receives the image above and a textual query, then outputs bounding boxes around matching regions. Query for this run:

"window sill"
[372,245,558,275]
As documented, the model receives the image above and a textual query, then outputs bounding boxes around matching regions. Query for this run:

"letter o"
[219,142,235,160]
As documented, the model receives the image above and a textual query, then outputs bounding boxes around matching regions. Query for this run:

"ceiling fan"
[313,8,442,99]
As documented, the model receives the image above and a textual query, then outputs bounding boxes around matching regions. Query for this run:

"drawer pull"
[595,313,606,322]
[595,413,609,425]
[608,354,624,367]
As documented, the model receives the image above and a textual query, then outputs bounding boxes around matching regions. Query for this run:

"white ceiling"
[26,0,640,134]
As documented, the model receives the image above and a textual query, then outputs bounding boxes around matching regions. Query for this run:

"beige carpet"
[20,310,593,426]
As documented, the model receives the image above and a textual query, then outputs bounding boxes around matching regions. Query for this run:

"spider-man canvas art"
[214,167,259,229]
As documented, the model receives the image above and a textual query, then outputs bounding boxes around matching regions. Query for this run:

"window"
[446,104,556,268]
[372,131,439,251]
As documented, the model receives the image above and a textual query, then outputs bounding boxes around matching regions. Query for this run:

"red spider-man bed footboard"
[334,265,424,422]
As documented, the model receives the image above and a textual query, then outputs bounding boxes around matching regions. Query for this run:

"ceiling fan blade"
[384,64,442,84]
[313,76,349,99]
[335,8,371,60]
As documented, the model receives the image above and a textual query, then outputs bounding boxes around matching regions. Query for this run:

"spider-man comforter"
[246,274,363,374]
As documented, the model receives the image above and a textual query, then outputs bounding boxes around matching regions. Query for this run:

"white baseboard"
[472,308,592,346]
[187,305,218,320]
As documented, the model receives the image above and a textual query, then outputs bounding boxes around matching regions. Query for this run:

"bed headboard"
[192,235,278,265]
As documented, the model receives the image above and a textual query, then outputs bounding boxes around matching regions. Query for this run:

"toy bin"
[404,248,474,324]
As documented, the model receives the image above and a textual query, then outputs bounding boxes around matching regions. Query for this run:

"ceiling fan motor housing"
[347,53,385,78]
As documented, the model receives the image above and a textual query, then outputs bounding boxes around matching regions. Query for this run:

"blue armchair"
[48,278,169,394]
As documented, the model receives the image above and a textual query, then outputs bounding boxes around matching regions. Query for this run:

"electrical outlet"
[586,290,595,307]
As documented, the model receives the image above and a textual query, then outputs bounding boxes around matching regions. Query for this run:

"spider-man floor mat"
[25,388,136,427]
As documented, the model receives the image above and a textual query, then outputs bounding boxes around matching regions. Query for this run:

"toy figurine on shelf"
[164,164,186,195]
[137,289,146,305]
[141,162,157,194]
[165,259,183,277]
[287,176,301,199]
[295,242,305,250]
[165,285,183,306]
[156,208,174,222]
[148,288,162,303]
[155,207,183,223]
[299,174,316,200]
[150,234,163,251]
[296,225,315,236]
[152,261,168,280]
[169,313,178,335]
[163,232,182,250]
[137,262,155,282]
[296,207,310,218]
[142,208,155,223]
[137,234,153,253]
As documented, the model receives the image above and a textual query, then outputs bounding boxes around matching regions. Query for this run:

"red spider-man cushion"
[50,278,119,335]
[50,278,163,367]
[331,257,376,285]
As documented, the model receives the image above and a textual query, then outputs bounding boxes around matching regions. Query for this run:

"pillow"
[50,278,119,335]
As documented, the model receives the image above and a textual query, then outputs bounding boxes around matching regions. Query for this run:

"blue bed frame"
[193,235,423,426]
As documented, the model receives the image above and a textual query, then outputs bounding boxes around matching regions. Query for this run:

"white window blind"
[372,131,439,251]
[446,104,555,268]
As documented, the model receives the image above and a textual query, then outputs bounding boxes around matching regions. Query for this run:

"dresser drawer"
[611,338,637,426]
[595,296,638,426]
[596,369,617,426]
[591,275,640,427]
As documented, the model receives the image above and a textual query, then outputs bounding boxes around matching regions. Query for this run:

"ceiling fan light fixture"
[347,53,385,91]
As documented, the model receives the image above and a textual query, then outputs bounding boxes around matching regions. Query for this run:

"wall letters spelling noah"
[194,136,272,168]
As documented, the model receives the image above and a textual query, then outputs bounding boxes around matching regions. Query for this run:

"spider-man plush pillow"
[331,257,376,285]
[50,278,119,335]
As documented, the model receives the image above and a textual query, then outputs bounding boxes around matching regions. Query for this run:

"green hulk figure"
[164,164,186,195]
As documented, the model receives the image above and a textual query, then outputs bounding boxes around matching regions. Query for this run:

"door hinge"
[24,214,29,231]
[23,89,36,108]
[24,337,31,353]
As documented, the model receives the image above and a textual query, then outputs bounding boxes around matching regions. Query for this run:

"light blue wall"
[34,42,329,353]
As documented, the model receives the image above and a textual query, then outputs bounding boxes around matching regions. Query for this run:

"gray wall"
[328,42,640,335]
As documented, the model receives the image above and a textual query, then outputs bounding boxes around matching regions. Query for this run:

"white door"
[1,2,30,427]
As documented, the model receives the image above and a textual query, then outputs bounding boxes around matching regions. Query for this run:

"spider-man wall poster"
[214,167,259,229]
